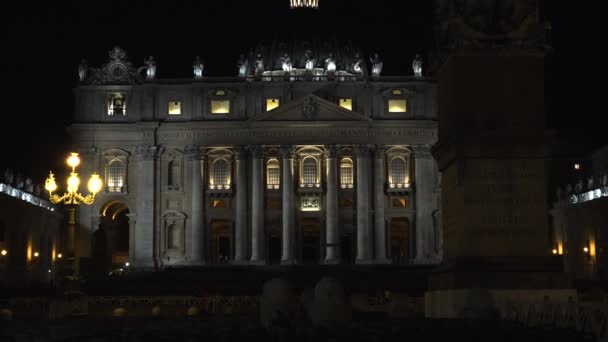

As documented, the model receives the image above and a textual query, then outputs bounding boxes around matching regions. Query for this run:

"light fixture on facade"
[57,253,62,259]
[0,249,6,256]
[574,163,581,170]
[552,248,557,255]
[34,252,39,258]
[290,0,318,9]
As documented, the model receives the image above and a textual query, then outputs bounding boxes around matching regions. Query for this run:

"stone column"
[134,146,158,269]
[324,145,340,264]
[250,145,265,264]
[281,145,296,264]
[234,147,248,263]
[373,145,389,263]
[413,145,437,264]
[356,145,372,263]
[187,146,206,265]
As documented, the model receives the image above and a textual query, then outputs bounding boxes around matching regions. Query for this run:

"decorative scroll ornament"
[86,46,143,85]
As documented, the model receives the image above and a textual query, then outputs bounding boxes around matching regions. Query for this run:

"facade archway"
[390,217,410,264]
[210,220,231,263]
[96,200,130,272]
[301,218,321,264]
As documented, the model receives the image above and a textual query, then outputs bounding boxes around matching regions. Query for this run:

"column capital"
[135,146,161,160]
[411,144,433,159]
[280,145,296,159]
[354,144,372,158]
[372,145,386,159]
[185,146,207,161]
[234,146,248,160]
[249,145,265,159]
[323,144,337,159]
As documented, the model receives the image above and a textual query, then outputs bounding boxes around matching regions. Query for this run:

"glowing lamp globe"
[67,173,80,193]
[67,153,80,170]
[87,173,102,194]
[45,173,58,193]
[290,0,318,9]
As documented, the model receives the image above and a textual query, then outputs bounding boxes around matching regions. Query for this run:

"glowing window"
[212,159,229,189]
[215,90,225,96]
[392,89,402,95]
[267,159,280,189]
[339,98,352,111]
[388,99,407,113]
[340,158,354,188]
[266,98,280,111]
[107,159,124,192]
[107,93,126,116]
[168,101,181,115]
[211,100,230,114]
[389,158,407,187]
[302,157,318,186]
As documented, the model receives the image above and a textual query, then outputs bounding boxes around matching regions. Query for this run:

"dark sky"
[1,0,603,184]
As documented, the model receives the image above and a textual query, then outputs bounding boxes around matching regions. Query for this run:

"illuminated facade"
[71,47,441,270]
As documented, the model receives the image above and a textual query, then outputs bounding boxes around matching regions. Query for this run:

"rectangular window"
[266,98,280,111]
[388,99,407,113]
[168,101,182,115]
[211,100,230,114]
[107,93,127,116]
[267,168,280,189]
[339,98,352,111]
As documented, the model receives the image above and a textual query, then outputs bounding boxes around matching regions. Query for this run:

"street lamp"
[45,152,102,275]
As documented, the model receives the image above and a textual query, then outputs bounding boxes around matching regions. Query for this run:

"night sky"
[1,0,603,184]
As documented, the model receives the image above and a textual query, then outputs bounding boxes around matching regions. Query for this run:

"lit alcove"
[168,101,182,115]
[266,98,280,111]
[211,100,230,114]
[388,99,407,113]
[107,93,127,116]
[339,98,352,111]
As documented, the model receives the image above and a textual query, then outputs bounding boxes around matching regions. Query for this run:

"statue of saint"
[304,49,315,71]
[280,54,292,73]
[112,96,125,115]
[144,56,156,80]
[3,168,14,185]
[255,53,265,76]
[193,56,204,80]
[352,52,365,77]
[78,59,88,82]
[369,53,383,79]
[324,53,336,74]
[237,54,249,79]
[412,54,423,77]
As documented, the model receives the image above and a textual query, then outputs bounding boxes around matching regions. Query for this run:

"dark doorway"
[210,220,231,263]
[268,231,281,264]
[301,218,321,264]
[97,201,130,272]
[391,217,410,264]
[341,233,353,264]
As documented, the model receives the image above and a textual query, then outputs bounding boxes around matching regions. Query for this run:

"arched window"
[340,158,354,189]
[107,159,125,192]
[302,157,318,187]
[267,159,280,190]
[390,157,407,188]
[212,159,229,189]
[167,224,180,250]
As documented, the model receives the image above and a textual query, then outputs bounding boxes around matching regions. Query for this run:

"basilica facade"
[71,46,441,270]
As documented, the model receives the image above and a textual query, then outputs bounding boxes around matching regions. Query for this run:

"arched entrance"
[390,217,410,264]
[301,218,321,264]
[96,201,130,272]
[210,220,231,263]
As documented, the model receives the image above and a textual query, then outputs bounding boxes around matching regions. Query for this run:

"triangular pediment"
[250,95,370,122]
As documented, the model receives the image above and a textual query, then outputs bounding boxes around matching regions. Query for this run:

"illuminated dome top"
[290,0,318,9]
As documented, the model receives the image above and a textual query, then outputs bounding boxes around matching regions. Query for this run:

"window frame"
[266,158,280,190]
[340,157,354,189]
[102,149,129,194]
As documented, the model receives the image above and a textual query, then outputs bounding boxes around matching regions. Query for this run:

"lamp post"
[45,152,102,276]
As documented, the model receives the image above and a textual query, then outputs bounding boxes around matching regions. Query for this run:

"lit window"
[215,90,225,96]
[574,163,581,170]
[340,158,354,188]
[267,159,280,190]
[168,101,181,115]
[212,159,230,189]
[302,157,318,187]
[108,93,126,116]
[388,99,407,113]
[339,98,352,111]
[392,89,402,95]
[266,98,280,111]
[211,100,230,114]
[389,157,407,188]
[107,159,125,192]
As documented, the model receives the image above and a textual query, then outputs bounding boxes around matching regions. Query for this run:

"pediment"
[250,95,370,122]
